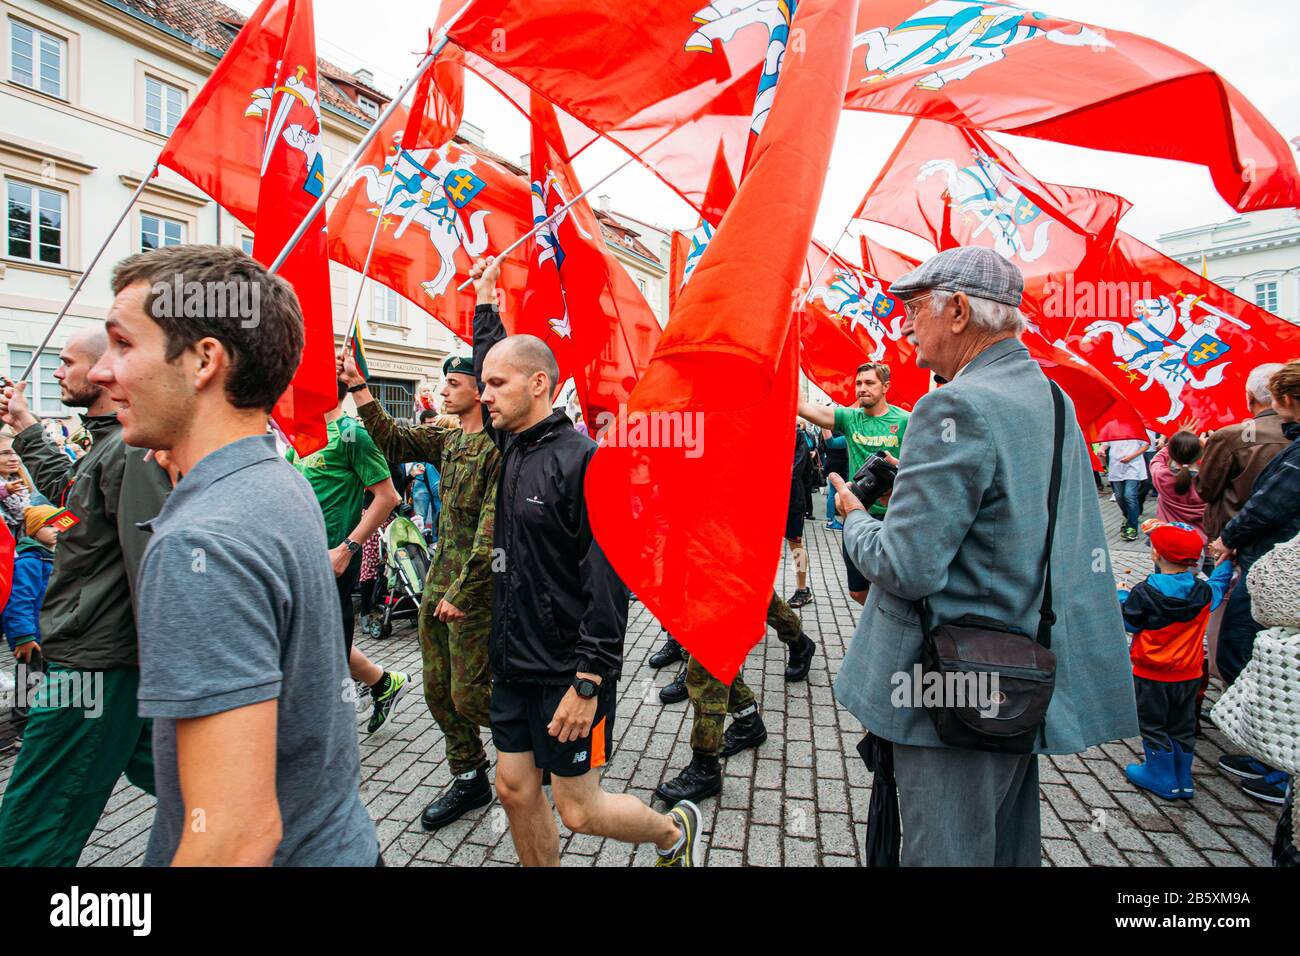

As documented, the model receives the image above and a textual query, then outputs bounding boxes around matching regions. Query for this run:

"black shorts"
[490,680,617,777]
[842,538,869,594]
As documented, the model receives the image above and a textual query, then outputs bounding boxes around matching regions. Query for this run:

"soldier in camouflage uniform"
[339,350,501,831]
[656,591,817,803]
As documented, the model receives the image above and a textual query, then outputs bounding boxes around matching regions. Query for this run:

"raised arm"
[797,399,836,431]
[470,257,506,450]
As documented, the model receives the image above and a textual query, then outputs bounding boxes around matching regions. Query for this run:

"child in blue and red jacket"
[1,505,59,748]
[1119,519,1234,801]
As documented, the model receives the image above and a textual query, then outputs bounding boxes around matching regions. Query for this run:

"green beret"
[443,355,475,378]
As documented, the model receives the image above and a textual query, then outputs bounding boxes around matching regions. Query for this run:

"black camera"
[847,451,897,507]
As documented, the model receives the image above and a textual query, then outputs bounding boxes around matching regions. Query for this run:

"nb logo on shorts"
[573,751,587,763]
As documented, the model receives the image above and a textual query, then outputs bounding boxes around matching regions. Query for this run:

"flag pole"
[18,163,159,382]
[267,35,450,276]
[454,151,639,292]
[803,218,857,302]
[341,167,402,355]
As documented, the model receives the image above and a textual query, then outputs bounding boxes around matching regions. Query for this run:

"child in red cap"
[1118,519,1234,799]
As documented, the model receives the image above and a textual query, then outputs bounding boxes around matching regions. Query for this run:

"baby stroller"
[375,510,431,637]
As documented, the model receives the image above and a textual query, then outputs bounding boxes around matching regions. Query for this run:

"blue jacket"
[1,538,55,651]
[835,339,1138,754]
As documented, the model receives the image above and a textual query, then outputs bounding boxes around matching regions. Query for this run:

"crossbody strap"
[1037,381,1067,649]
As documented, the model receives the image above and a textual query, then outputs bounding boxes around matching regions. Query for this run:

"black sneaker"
[655,754,722,804]
[421,767,492,831]
[1240,770,1289,805]
[649,636,685,669]
[659,664,688,704]
[784,632,817,682]
[720,711,767,757]
[1218,754,1272,780]
[787,587,813,608]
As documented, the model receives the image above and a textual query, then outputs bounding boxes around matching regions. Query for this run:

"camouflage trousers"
[687,592,802,756]
[419,591,492,775]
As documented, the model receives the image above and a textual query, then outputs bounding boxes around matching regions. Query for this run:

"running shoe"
[655,800,702,867]
[367,671,411,734]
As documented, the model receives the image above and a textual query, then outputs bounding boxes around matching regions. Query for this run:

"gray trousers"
[1134,676,1199,752]
[893,744,1041,866]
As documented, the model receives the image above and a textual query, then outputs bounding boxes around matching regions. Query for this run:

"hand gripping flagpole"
[18,163,159,382]
[266,35,450,276]
[454,151,641,292]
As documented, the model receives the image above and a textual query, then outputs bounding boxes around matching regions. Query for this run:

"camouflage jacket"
[358,401,500,613]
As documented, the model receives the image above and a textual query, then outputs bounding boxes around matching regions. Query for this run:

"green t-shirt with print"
[833,404,909,516]
[284,415,391,548]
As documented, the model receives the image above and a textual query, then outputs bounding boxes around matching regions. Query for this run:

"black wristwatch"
[572,676,599,699]
[344,539,361,555]
[347,382,368,393]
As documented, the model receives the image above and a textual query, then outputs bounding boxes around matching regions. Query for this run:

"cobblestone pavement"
[0,489,1280,866]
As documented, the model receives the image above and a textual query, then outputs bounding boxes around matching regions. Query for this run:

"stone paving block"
[1042,838,1088,867]
[1146,831,1207,866]
[746,823,782,866]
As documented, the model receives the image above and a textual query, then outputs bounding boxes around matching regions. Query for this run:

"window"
[7,348,65,415]
[9,19,65,98]
[6,180,65,264]
[373,285,402,325]
[636,277,648,296]
[144,75,185,135]
[141,213,184,251]
[369,377,414,421]
[357,95,379,119]
[240,234,254,255]
[1255,281,1278,313]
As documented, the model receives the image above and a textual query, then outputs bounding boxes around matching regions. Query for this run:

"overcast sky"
[231,0,1300,260]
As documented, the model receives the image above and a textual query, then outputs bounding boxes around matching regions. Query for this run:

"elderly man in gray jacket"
[829,247,1138,866]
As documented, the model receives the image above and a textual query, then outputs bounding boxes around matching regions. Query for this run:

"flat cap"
[443,354,475,377]
[889,246,1024,308]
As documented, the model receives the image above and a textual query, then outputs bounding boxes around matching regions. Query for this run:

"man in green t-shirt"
[798,362,909,604]
[285,380,409,733]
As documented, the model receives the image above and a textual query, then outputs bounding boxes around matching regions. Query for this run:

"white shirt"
[1107,439,1149,482]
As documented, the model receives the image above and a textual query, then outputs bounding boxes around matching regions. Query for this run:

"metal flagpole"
[454,151,640,292]
[267,36,449,276]
[803,217,857,302]
[18,163,159,382]
[341,167,403,354]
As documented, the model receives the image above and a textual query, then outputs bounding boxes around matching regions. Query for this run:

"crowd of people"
[0,241,1295,867]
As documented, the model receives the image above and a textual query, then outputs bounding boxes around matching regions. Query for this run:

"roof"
[110,0,390,125]
[595,209,662,265]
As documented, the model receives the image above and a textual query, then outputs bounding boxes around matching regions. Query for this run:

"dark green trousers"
[0,666,154,866]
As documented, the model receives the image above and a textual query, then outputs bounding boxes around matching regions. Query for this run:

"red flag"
[520,94,663,425]
[402,40,465,151]
[159,0,333,454]
[0,520,13,610]
[326,104,533,345]
[585,0,856,682]
[1060,231,1300,434]
[803,243,931,410]
[860,233,919,282]
[845,2,1299,213]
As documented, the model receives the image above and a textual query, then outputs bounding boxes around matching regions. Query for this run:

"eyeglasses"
[901,292,933,319]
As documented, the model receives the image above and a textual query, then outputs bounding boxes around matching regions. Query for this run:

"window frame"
[7,16,66,100]
[4,177,67,266]
[7,346,68,416]
[1255,280,1279,313]
[139,210,186,252]
[142,73,186,136]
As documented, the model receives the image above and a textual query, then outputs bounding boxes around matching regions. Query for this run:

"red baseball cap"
[1142,520,1204,565]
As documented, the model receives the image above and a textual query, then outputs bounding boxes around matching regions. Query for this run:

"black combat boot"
[649,634,685,669]
[659,663,688,704]
[421,767,492,831]
[720,709,767,757]
[655,754,722,803]
[784,631,817,682]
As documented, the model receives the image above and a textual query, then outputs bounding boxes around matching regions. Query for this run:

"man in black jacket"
[0,328,170,865]
[469,257,701,867]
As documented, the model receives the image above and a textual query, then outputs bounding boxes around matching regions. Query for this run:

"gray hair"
[1246,363,1284,405]
[930,289,1025,335]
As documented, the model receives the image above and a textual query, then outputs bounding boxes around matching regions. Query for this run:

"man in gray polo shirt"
[88,244,377,866]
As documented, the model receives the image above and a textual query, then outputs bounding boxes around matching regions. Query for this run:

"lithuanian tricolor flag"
[350,324,370,380]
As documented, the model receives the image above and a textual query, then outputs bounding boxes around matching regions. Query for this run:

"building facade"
[0,0,464,429]
[1157,207,1300,327]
